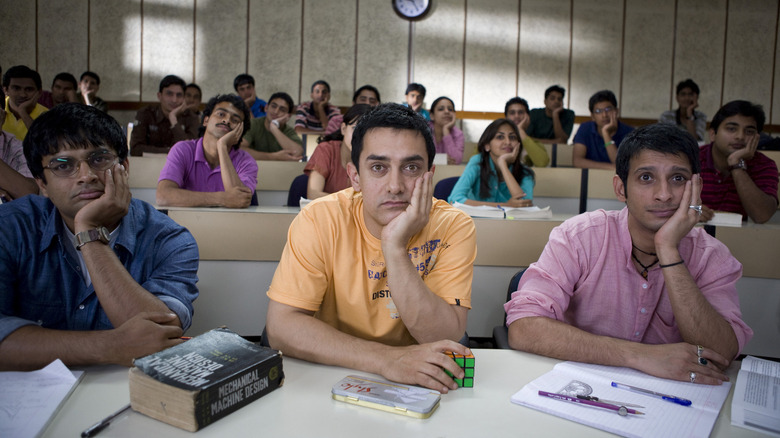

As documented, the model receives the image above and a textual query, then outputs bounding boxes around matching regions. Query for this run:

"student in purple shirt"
[156,94,258,208]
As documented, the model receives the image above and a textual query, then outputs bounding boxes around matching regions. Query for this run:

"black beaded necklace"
[631,243,658,280]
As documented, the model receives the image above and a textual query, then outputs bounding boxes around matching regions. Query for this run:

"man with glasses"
[240,92,303,161]
[156,94,258,208]
[572,90,634,170]
[0,103,199,370]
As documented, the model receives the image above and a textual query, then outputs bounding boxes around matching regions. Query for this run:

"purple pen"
[538,390,644,416]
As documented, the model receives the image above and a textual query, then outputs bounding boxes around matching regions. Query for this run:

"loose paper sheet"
[0,359,84,438]
[511,361,731,438]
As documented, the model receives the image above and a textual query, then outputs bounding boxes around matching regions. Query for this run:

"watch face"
[393,0,431,20]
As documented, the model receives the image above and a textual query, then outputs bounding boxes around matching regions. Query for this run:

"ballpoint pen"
[538,390,645,416]
[611,381,692,406]
[81,403,132,437]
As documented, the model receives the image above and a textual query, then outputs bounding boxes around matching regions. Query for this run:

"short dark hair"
[430,96,455,114]
[52,72,77,90]
[616,123,700,188]
[477,119,534,199]
[318,104,373,143]
[311,80,330,93]
[545,85,565,99]
[588,90,618,113]
[405,83,426,97]
[200,94,251,149]
[80,71,101,85]
[233,73,254,91]
[3,65,42,90]
[504,97,529,116]
[710,100,765,133]
[185,83,202,99]
[268,92,295,114]
[351,103,435,171]
[159,75,186,93]
[23,103,127,182]
[352,84,381,104]
[676,78,699,96]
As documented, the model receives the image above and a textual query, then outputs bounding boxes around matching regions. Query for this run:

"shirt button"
[635,331,640,337]
[78,304,85,310]
[37,320,43,325]
[640,308,647,314]
[642,283,648,289]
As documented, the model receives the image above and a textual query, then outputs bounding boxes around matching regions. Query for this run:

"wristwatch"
[271,119,280,128]
[728,159,747,172]
[76,227,110,250]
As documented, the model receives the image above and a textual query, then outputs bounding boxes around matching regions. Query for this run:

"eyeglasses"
[593,106,615,115]
[45,150,118,177]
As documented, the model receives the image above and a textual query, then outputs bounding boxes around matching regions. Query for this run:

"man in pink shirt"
[505,123,752,386]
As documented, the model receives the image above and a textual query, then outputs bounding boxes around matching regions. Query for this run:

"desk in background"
[43,349,760,438]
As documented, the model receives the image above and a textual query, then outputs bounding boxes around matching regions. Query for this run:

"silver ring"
[698,357,708,366]
[690,372,696,383]
[697,345,704,357]
[689,205,703,215]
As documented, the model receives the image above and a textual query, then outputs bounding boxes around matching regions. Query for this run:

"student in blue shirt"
[448,118,535,207]
[0,103,199,371]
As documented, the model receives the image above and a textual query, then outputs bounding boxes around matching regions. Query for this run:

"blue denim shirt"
[0,196,199,343]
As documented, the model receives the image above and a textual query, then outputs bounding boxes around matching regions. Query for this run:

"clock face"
[393,0,431,20]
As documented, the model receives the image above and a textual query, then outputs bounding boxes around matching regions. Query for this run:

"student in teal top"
[448,118,535,207]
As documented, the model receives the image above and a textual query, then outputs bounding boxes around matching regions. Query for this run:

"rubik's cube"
[445,352,475,387]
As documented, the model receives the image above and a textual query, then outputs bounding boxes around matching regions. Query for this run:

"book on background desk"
[511,361,730,438]
[129,327,284,432]
[731,355,780,437]
[706,212,743,227]
[0,359,84,438]
[452,202,552,219]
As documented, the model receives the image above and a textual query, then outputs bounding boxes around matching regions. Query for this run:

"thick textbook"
[129,327,284,432]
[731,355,780,436]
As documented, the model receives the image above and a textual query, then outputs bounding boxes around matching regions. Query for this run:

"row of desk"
[44,349,763,437]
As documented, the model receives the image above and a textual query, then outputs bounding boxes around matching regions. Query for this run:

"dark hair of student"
[430,96,455,115]
[676,78,699,96]
[23,103,127,183]
[52,72,77,89]
[185,83,202,99]
[351,103,435,171]
[311,80,331,93]
[158,75,186,93]
[545,85,566,99]
[352,85,381,104]
[318,104,373,143]
[233,73,255,91]
[80,71,101,85]
[616,123,700,188]
[199,94,251,149]
[504,97,529,116]
[267,92,295,114]
[588,90,618,113]
[710,100,765,133]
[405,83,426,97]
[476,119,534,199]
[3,65,42,90]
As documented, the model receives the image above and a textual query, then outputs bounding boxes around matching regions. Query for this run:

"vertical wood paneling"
[37,0,89,88]
[413,0,466,112]
[518,0,572,110]
[300,0,356,106]
[0,0,37,72]
[674,0,727,122]
[91,0,142,101]
[141,0,194,101]
[621,0,675,119]
[356,0,409,105]
[194,0,246,100]
[569,0,625,115]
[463,0,518,113]
[248,0,303,104]
[722,0,777,111]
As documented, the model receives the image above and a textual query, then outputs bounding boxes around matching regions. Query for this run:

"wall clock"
[393,0,432,21]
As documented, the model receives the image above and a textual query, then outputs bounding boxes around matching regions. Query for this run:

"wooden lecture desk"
[43,349,761,438]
